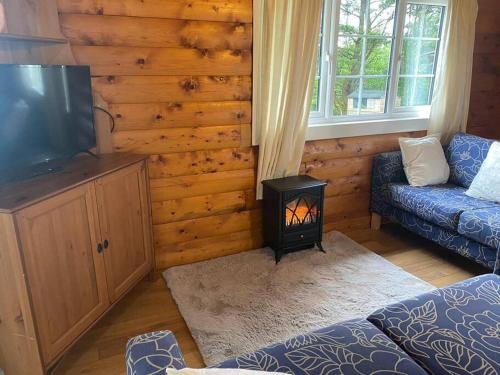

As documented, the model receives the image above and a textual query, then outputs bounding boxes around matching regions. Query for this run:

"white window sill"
[306,117,428,141]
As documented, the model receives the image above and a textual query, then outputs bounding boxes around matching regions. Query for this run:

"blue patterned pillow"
[446,133,493,188]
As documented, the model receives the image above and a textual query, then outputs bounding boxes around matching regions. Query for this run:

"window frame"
[308,0,447,140]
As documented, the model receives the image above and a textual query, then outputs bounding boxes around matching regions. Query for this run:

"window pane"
[364,38,392,75]
[397,77,432,107]
[336,36,363,75]
[361,78,387,114]
[368,0,396,36]
[339,0,364,35]
[404,3,444,38]
[311,76,320,111]
[422,6,444,38]
[400,39,437,75]
[340,0,396,36]
[311,9,324,112]
[397,77,413,107]
[400,39,418,75]
[414,77,433,105]
[334,78,360,116]
[418,40,438,74]
[334,0,396,118]
[311,46,322,111]
[396,2,444,109]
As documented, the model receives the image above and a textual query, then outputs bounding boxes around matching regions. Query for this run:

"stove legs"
[274,242,324,264]
[275,250,282,264]
[317,242,325,253]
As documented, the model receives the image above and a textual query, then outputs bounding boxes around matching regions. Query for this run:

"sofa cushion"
[368,274,500,375]
[215,319,427,375]
[384,204,498,271]
[126,331,186,375]
[458,208,500,252]
[384,183,496,230]
[446,133,493,188]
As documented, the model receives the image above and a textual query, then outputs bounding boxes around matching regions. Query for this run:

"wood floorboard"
[53,224,489,374]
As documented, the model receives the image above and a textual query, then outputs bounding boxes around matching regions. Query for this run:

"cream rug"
[163,231,434,366]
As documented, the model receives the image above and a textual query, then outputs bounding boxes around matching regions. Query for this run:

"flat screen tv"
[0,64,96,182]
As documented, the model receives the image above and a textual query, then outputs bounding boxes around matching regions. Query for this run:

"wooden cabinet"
[0,154,153,374]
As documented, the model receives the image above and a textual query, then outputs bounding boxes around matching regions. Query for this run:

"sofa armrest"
[371,151,406,215]
[126,331,186,375]
[372,151,406,187]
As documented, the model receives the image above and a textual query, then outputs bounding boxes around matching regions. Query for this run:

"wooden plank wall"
[468,0,500,139]
[59,0,496,270]
[56,0,259,270]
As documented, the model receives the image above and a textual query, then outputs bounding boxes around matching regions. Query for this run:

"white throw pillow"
[466,141,500,203]
[167,369,288,375]
[399,135,450,187]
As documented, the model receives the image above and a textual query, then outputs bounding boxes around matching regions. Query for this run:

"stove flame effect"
[285,197,318,227]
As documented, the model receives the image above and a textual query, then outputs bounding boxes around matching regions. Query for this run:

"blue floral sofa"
[371,133,500,274]
[126,274,500,375]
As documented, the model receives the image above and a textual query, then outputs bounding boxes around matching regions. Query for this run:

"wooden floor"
[53,224,489,374]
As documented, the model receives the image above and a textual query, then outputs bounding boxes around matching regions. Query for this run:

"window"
[309,0,446,138]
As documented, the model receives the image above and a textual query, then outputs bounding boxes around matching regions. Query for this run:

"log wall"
[57,0,495,269]
[468,0,500,139]
[57,0,259,269]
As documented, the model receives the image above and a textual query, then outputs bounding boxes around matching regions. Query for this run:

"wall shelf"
[0,32,67,44]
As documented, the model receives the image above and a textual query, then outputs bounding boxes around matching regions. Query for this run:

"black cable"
[94,106,116,133]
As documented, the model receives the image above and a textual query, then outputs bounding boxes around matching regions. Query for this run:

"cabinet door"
[95,161,153,302]
[16,183,109,364]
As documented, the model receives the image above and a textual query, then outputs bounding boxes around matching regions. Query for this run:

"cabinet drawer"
[283,228,318,246]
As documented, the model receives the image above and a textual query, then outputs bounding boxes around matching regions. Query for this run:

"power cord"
[94,106,116,133]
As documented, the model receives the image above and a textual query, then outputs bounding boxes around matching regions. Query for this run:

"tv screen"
[0,64,96,181]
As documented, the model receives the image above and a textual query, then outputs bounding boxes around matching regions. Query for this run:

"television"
[0,64,96,182]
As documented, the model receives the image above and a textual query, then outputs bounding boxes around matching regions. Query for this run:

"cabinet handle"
[97,243,104,253]
[103,239,109,249]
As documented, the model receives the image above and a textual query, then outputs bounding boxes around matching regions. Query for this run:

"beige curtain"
[254,0,323,199]
[428,0,478,143]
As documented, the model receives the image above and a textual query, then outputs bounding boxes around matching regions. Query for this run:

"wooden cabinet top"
[0,153,147,213]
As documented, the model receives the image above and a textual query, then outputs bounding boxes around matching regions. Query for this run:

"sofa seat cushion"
[215,319,427,374]
[385,204,498,271]
[446,133,493,188]
[458,208,500,251]
[368,274,500,375]
[384,183,496,230]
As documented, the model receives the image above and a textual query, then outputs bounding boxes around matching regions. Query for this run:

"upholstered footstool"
[368,274,500,375]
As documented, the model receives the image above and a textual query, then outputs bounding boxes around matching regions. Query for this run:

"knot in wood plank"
[167,102,183,111]
[180,78,199,92]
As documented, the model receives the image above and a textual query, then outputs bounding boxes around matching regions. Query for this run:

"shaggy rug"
[163,231,434,366]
